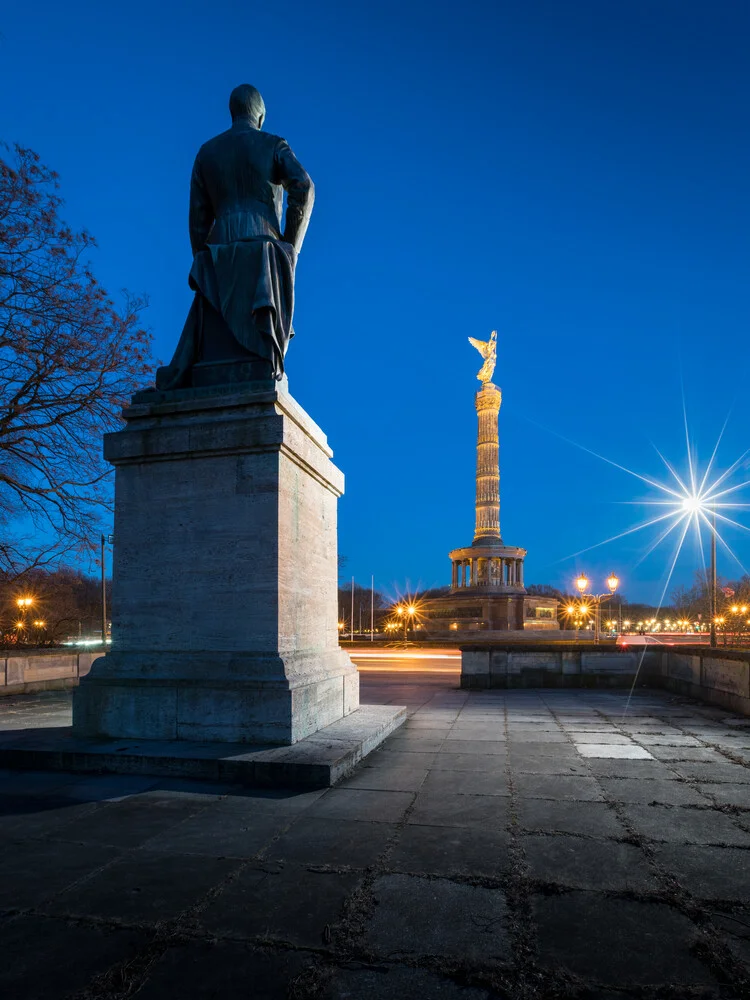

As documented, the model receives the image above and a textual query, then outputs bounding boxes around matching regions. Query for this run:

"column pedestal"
[73,381,360,745]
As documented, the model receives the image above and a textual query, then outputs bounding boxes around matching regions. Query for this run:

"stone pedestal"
[73,381,360,745]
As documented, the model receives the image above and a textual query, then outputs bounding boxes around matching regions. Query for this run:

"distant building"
[422,342,559,634]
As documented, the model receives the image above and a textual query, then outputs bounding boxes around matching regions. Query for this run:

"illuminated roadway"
[349,648,461,674]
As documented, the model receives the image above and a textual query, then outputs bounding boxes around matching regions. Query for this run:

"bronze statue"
[468,330,498,384]
[156,84,314,389]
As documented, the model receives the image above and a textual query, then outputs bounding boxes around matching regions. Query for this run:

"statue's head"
[229,84,266,129]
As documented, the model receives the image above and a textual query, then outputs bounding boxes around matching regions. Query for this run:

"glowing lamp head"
[575,574,589,594]
[681,495,704,514]
[607,573,619,593]
[407,605,417,616]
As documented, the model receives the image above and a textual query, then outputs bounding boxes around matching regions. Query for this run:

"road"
[349,648,461,674]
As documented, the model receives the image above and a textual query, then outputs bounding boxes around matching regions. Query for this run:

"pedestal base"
[75,648,359,744]
[1,704,406,789]
[73,382,364,745]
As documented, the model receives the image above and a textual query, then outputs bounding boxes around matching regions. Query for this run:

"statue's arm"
[188,153,214,255]
[274,140,315,253]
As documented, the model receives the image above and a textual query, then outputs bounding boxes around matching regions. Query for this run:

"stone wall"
[460,642,750,714]
[460,644,660,689]
[658,648,750,715]
[0,650,97,696]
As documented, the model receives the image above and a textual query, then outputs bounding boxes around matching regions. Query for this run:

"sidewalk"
[1,677,749,998]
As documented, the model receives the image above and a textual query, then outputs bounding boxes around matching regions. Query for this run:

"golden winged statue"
[468,329,498,384]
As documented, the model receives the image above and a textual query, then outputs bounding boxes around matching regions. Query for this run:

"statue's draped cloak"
[155,120,312,391]
[156,236,296,389]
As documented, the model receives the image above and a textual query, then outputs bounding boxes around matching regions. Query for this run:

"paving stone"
[199,863,360,947]
[508,732,568,743]
[575,743,654,759]
[399,727,452,739]
[522,833,657,891]
[513,774,604,801]
[263,817,396,867]
[620,804,750,846]
[420,768,510,797]
[567,733,634,745]
[672,761,750,783]
[136,941,310,1000]
[697,782,750,809]
[0,793,103,839]
[326,965,492,999]
[711,908,750,968]
[516,799,625,838]
[0,915,147,1000]
[632,734,703,746]
[509,753,590,775]
[431,752,509,773]
[0,838,122,909]
[584,759,678,779]
[381,737,445,753]
[437,740,507,755]
[389,823,511,878]
[653,843,750,901]
[534,892,716,985]
[365,873,510,961]
[340,763,429,791]
[48,793,212,848]
[597,777,709,806]
[364,749,438,769]
[141,806,289,857]
[44,851,239,923]
[408,789,509,829]
[305,789,414,823]
[649,746,726,762]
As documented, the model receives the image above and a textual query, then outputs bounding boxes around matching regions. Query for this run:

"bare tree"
[0,145,154,574]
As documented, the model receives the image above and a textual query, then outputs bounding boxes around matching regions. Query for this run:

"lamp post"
[101,534,114,646]
[709,510,717,648]
[574,573,619,644]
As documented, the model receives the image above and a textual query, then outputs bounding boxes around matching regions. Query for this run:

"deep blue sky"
[2,0,749,603]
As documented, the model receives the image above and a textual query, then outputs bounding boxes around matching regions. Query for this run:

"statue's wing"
[468,337,489,357]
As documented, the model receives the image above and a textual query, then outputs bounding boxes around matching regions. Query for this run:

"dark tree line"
[0,565,109,646]
[0,144,155,576]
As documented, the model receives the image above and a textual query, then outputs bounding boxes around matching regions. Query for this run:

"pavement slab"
[325,965,495,999]
[199,862,361,947]
[533,892,717,986]
[43,851,240,923]
[365,873,511,962]
[2,680,750,997]
[262,816,397,867]
[522,833,658,892]
[0,915,148,1000]
[620,803,750,846]
[408,788,510,828]
[652,842,750,901]
[516,799,626,839]
[134,941,312,1000]
[389,823,511,878]
[513,773,605,801]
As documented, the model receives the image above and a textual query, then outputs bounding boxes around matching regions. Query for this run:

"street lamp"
[15,597,33,644]
[573,573,619,643]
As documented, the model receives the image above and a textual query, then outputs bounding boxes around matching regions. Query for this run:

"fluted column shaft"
[473,382,502,545]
